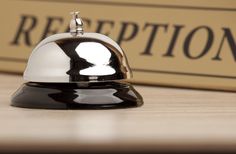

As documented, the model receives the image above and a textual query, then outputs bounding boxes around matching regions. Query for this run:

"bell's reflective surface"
[24,33,131,82]
[11,11,143,109]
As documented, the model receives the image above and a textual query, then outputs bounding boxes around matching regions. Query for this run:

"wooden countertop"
[1,73,236,153]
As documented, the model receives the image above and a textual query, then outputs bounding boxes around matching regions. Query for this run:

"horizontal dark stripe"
[24,0,236,12]
[0,57,27,63]
[133,68,236,80]
[0,57,236,80]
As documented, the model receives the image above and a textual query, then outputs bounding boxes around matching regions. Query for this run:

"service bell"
[11,12,143,109]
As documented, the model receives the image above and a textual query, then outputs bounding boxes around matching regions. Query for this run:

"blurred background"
[1,0,236,91]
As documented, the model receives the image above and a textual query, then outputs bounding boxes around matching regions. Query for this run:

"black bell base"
[11,82,143,109]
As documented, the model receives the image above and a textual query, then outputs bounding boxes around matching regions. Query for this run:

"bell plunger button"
[70,11,84,36]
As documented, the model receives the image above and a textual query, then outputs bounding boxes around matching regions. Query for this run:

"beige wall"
[1,0,236,91]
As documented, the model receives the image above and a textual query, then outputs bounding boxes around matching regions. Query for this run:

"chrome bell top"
[24,12,132,83]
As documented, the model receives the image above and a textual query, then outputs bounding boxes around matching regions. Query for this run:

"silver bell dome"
[24,12,132,83]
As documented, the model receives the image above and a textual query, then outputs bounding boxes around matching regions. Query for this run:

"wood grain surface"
[0,73,236,153]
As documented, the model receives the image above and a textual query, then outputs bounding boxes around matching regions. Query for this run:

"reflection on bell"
[11,11,143,109]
